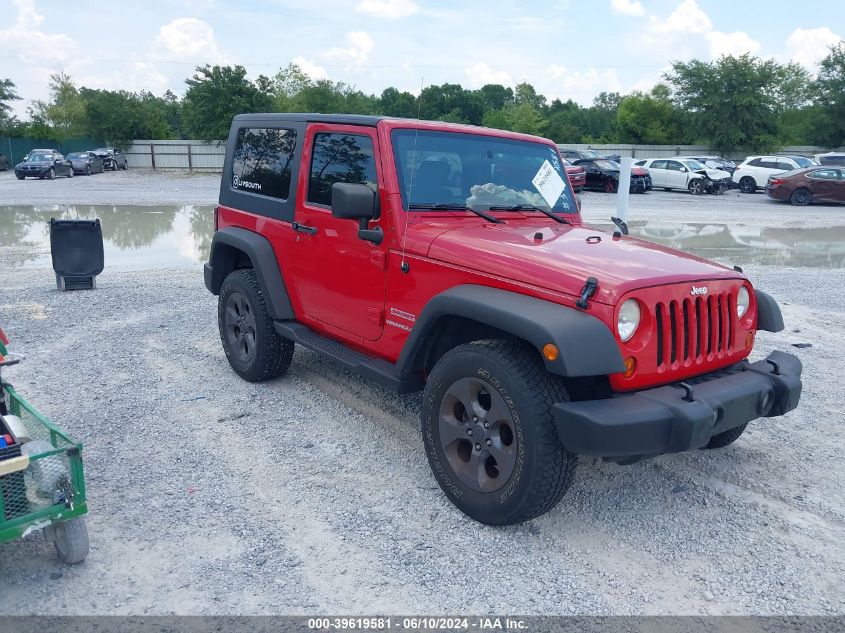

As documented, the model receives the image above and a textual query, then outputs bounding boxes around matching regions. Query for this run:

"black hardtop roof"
[232,113,385,126]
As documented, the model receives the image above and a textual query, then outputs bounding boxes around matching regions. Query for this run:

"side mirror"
[331,182,382,245]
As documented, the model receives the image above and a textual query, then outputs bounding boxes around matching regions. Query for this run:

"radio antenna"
[399,76,424,273]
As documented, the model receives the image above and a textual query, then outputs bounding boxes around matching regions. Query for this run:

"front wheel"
[52,517,89,564]
[790,188,812,206]
[739,177,756,194]
[67,169,73,178]
[421,340,577,525]
[604,178,618,193]
[47,168,55,180]
[218,269,294,382]
[16,174,24,180]
[688,179,704,195]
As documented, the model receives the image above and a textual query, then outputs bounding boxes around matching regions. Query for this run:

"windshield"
[68,152,87,159]
[27,153,52,162]
[683,160,707,171]
[392,130,578,214]
[581,149,602,159]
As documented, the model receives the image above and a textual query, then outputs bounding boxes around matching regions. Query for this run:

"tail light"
[769,178,785,186]
[214,206,220,231]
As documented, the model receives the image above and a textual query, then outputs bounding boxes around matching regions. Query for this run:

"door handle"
[292,222,317,235]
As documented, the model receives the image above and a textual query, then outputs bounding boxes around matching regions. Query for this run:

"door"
[290,125,388,341]
[665,160,687,189]
[582,161,603,189]
[648,160,669,188]
[807,168,841,202]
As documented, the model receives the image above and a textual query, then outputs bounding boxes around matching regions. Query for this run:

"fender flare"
[396,285,626,378]
[755,289,784,332]
[204,227,294,320]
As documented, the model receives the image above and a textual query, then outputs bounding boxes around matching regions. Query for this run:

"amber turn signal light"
[542,344,559,361]
[623,356,637,378]
[745,331,755,349]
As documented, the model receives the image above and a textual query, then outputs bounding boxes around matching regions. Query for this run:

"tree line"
[1,44,842,154]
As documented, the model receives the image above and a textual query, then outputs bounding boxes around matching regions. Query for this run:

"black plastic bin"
[49,218,104,291]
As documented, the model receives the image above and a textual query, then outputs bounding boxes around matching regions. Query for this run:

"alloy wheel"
[224,292,258,363]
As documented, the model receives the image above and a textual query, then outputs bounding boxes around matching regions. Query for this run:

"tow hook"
[676,382,695,402]
[576,277,598,309]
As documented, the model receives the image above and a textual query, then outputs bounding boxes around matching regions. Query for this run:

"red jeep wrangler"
[204,114,802,525]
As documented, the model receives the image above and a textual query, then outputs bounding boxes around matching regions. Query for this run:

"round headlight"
[737,287,750,318]
[617,299,641,342]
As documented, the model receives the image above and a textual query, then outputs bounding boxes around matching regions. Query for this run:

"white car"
[634,157,732,194]
[732,155,817,193]
[814,152,845,167]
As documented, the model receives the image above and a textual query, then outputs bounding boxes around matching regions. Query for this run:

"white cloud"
[355,0,418,20]
[324,31,374,65]
[0,0,78,65]
[156,18,227,62]
[78,63,169,94]
[464,62,513,88]
[610,0,645,17]
[785,27,843,68]
[706,30,761,59]
[292,56,328,80]
[646,0,712,42]
[543,67,623,105]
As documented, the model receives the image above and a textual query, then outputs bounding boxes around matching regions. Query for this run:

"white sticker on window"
[531,160,566,208]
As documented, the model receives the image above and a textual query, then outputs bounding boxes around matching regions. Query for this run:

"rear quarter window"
[232,128,298,200]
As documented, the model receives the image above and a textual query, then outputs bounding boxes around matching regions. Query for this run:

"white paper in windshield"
[532,160,566,207]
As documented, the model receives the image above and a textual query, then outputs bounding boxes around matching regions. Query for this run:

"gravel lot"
[0,171,843,616]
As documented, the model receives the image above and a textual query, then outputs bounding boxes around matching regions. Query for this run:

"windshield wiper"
[408,203,503,224]
[488,204,570,224]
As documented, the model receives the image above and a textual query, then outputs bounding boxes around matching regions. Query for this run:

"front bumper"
[553,351,802,462]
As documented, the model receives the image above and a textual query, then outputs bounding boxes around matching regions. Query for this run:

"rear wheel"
[704,423,748,449]
[790,188,812,206]
[739,177,756,193]
[421,339,577,525]
[218,269,294,382]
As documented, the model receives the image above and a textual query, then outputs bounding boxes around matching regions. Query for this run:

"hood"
[698,168,730,179]
[426,222,742,305]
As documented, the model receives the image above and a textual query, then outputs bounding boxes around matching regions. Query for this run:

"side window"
[809,169,839,180]
[776,160,794,171]
[634,160,646,166]
[650,160,667,170]
[760,159,779,169]
[748,158,763,167]
[666,160,683,171]
[232,127,297,199]
[308,133,377,206]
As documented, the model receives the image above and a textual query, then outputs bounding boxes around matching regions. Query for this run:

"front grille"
[654,293,734,368]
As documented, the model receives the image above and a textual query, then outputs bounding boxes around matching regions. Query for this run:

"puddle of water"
[594,222,845,269]
[1,207,843,270]
[0,205,214,269]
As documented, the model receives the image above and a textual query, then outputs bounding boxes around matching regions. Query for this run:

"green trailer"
[0,332,89,564]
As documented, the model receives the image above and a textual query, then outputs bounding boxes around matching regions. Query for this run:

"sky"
[1,0,843,117]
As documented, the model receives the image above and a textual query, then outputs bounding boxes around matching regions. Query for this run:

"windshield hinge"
[576,277,599,309]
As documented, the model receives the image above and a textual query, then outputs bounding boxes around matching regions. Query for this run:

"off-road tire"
[218,269,294,382]
[52,517,89,564]
[704,423,748,449]
[421,339,577,525]
[790,188,812,206]
[739,177,756,193]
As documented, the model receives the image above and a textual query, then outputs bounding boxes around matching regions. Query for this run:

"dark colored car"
[766,167,845,206]
[559,148,606,162]
[0,153,8,170]
[574,158,649,193]
[93,148,127,171]
[67,151,105,175]
[15,150,74,180]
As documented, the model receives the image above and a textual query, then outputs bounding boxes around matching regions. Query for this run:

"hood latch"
[576,277,599,309]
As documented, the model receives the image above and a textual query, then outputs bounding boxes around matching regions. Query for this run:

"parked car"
[732,155,816,193]
[203,113,801,525]
[67,151,105,175]
[814,152,845,167]
[678,155,736,175]
[765,166,845,206]
[561,158,586,192]
[92,148,128,170]
[558,148,606,162]
[574,158,650,193]
[0,153,8,170]
[14,150,74,180]
[635,157,731,194]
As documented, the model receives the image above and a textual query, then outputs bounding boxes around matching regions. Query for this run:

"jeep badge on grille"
[690,285,708,296]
